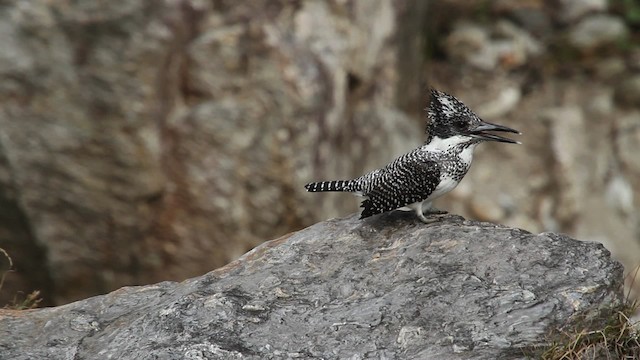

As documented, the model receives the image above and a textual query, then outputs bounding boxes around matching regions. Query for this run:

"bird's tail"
[305,180,354,192]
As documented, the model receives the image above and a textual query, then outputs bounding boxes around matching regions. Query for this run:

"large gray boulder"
[0,214,623,359]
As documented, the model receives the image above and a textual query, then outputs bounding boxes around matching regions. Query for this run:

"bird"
[304,89,521,223]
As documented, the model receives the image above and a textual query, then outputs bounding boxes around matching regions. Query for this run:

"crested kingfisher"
[305,89,520,223]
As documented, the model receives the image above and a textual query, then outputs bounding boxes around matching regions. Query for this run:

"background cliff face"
[0,0,638,306]
[423,0,640,301]
[0,0,427,305]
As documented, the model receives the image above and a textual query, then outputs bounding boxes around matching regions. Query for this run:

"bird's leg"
[421,201,448,215]
[411,202,441,224]
[418,213,441,224]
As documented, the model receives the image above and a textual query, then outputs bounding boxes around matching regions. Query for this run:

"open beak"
[470,120,521,144]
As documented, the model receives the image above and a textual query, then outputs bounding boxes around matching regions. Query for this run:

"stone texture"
[444,20,542,71]
[555,0,608,24]
[2,0,640,315]
[425,1,640,300]
[424,77,640,300]
[615,75,640,108]
[568,14,628,50]
[0,214,624,360]
[0,0,426,305]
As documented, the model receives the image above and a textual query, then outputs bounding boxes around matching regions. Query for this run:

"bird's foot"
[425,208,448,215]
[416,213,445,224]
[416,208,449,224]
[419,217,441,224]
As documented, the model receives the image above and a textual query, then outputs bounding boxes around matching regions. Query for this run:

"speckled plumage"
[305,89,520,222]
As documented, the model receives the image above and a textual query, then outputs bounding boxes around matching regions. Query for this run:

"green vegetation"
[8,290,42,310]
[541,303,639,359]
[0,247,12,295]
[539,268,640,359]
[614,0,640,26]
[0,247,42,310]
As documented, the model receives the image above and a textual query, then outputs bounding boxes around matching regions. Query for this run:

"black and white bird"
[305,89,520,223]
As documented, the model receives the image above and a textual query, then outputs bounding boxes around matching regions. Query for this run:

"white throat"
[423,135,474,152]
[423,135,479,167]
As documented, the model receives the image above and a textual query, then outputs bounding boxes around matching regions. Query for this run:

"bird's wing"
[359,156,441,219]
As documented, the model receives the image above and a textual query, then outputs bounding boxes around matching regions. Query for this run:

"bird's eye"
[453,117,467,129]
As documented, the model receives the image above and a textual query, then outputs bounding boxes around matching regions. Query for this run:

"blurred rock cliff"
[0,0,639,305]
[0,0,427,305]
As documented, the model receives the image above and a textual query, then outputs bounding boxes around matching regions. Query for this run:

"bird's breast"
[457,144,476,167]
[428,176,460,201]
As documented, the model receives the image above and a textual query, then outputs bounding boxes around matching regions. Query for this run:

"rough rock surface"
[0,214,624,360]
[0,0,426,305]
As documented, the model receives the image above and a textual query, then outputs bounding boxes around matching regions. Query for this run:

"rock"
[629,48,640,71]
[427,1,640,307]
[476,86,522,119]
[497,3,552,38]
[544,106,588,226]
[468,196,507,222]
[605,175,634,215]
[614,74,640,108]
[554,0,608,24]
[594,57,627,80]
[444,20,542,71]
[0,0,427,305]
[0,214,624,360]
[568,15,628,50]
[615,112,640,177]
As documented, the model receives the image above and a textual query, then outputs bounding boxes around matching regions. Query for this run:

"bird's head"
[425,89,520,147]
